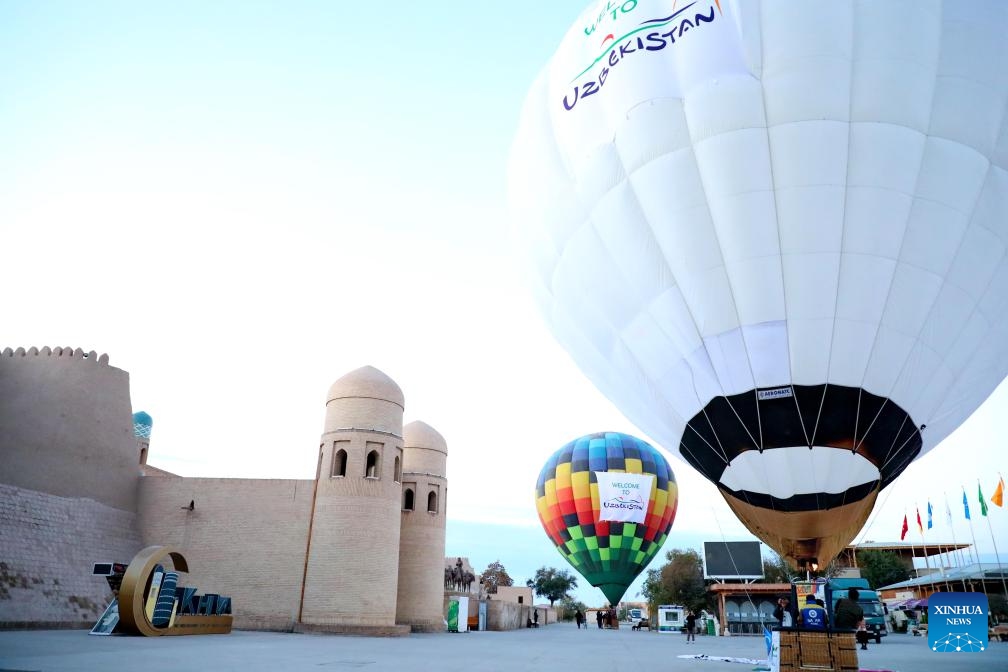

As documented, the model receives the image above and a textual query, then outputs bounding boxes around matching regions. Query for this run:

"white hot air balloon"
[509,0,1008,567]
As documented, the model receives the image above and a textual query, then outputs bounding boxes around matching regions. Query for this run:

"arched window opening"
[365,450,379,478]
[427,491,437,513]
[394,455,401,483]
[403,488,414,511]
[334,449,347,478]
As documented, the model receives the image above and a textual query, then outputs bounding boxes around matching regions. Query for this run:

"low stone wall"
[486,601,557,631]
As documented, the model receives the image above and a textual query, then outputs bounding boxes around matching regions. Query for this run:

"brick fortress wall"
[137,475,313,631]
[0,348,144,628]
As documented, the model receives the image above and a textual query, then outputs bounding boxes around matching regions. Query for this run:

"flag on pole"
[964,489,971,520]
[945,496,953,523]
[916,507,924,535]
[901,514,909,540]
[979,483,989,517]
[993,477,1004,508]
[927,501,933,530]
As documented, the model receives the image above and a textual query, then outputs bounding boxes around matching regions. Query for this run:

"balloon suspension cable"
[726,393,781,521]
[788,389,821,514]
[711,505,768,630]
[808,384,829,453]
[852,397,890,455]
[878,418,919,475]
[723,395,761,452]
[699,404,776,537]
[852,472,900,548]
[683,421,730,467]
[754,388,764,452]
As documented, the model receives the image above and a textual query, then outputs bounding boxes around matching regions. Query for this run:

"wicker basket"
[778,630,859,672]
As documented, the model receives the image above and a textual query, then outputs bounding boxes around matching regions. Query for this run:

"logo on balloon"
[597,471,652,522]
[582,0,642,39]
[563,2,724,111]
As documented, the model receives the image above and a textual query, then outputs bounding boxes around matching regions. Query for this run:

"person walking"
[686,610,697,643]
[575,609,584,629]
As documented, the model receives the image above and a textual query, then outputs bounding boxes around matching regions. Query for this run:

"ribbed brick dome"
[403,420,447,455]
[326,366,404,409]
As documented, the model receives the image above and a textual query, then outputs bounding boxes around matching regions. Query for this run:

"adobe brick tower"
[395,420,448,631]
[300,366,405,631]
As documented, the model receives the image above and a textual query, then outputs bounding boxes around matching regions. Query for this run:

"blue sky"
[2,1,1006,608]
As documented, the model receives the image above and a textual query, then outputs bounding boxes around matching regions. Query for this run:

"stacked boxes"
[778,631,858,672]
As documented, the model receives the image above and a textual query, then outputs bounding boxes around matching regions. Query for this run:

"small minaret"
[301,366,405,631]
[395,420,448,631]
[133,410,153,466]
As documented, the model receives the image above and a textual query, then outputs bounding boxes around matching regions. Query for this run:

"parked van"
[826,578,887,643]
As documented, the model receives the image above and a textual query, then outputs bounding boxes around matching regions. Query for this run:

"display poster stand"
[89,545,233,636]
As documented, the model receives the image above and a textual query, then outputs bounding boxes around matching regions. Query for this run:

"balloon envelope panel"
[535,432,678,605]
[512,0,1008,566]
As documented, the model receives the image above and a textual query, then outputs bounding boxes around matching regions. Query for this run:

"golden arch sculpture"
[118,545,232,636]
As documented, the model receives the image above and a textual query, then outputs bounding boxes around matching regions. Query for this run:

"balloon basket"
[777,630,858,672]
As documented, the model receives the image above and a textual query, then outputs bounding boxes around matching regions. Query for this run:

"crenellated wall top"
[1,346,110,365]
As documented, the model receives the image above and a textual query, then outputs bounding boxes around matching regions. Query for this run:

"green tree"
[763,551,796,583]
[856,550,909,589]
[479,560,513,594]
[527,566,578,606]
[557,595,587,621]
[641,548,711,614]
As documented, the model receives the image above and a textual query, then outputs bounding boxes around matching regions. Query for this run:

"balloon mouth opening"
[719,446,880,498]
[681,383,921,505]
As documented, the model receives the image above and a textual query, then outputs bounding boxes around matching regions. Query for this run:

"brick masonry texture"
[0,484,143,627]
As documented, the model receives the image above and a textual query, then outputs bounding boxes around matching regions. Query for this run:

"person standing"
[597,608,604,629]
[834,588,868,650]
[800,595,827,630]
[686,610,697,643]
[774,597,793,627]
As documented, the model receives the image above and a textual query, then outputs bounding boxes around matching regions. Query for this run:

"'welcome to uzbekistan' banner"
[596,472,654,523]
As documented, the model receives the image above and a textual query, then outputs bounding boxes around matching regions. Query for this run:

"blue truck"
[825,577,887,643]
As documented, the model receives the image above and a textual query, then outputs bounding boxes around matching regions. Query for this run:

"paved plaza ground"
[2,624,1007,672]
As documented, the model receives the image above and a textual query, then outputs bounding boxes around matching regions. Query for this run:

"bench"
[631,619,651,631]
[467,616,479,631]
[990,625,1008,642]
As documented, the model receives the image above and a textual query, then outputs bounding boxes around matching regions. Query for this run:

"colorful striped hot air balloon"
[535,432,678,606]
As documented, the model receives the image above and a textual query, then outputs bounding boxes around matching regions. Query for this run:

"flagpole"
[935,540,952,592]
[917,504,933,590]
[943,492,968,591]
[964,486,987,597]
[980,479,1008,598]
[946,491,971,569]
[925,501,951,591]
